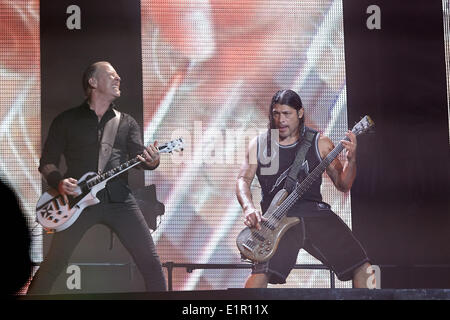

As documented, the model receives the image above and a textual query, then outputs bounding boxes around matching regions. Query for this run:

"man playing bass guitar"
[236,89,374,288]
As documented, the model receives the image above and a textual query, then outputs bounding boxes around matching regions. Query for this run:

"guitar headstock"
[158,138,184,153]
[351,116,375,136]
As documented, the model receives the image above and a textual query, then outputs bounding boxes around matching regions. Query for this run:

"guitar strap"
[283,128,316,193]
[98,109,121,174]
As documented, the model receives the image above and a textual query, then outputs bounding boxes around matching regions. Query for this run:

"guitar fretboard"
[272,137,349,220]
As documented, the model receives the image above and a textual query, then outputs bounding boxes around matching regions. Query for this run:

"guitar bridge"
[240,255,253,263]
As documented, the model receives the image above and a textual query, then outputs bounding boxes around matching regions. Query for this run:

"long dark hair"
[267,89,304,156]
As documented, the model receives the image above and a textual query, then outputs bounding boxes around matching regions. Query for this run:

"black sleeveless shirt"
[256,127,325,216]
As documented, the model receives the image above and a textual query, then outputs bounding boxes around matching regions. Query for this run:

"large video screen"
[141,0,351,290]
[0,0,448,291]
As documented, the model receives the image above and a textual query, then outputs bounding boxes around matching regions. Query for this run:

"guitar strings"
[85,139,182,188]
[244,141,347,250]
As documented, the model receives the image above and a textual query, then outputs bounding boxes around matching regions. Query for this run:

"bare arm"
[320,131,357,193]
[236,136,266,229]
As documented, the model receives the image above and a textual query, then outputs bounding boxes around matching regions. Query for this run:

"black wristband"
[47,170,63,190]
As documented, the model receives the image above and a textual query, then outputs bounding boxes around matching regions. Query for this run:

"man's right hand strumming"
[58,178,78,203]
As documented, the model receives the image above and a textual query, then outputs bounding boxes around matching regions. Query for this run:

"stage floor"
[20,288,450,300]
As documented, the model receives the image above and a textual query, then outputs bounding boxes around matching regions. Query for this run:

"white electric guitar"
[36,138,183,232]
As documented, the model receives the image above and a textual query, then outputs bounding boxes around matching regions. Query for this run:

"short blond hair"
[82,61,111,97]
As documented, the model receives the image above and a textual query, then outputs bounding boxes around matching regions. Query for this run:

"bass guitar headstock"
[351,116,375,136]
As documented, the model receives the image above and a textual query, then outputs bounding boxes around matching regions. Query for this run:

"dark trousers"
[27,191,167,294]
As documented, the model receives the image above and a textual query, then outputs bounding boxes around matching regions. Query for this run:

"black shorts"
[252,201,370,283]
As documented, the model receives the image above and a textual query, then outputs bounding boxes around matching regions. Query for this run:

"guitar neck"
[294,139,347,196]
[273,137,349,218]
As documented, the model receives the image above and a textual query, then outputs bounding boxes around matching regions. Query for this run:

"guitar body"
[36,172,102,232]
[236,189,300,262]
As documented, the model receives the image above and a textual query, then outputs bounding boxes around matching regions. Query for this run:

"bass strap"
[98,109,121,174]
[283,128,316,193]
